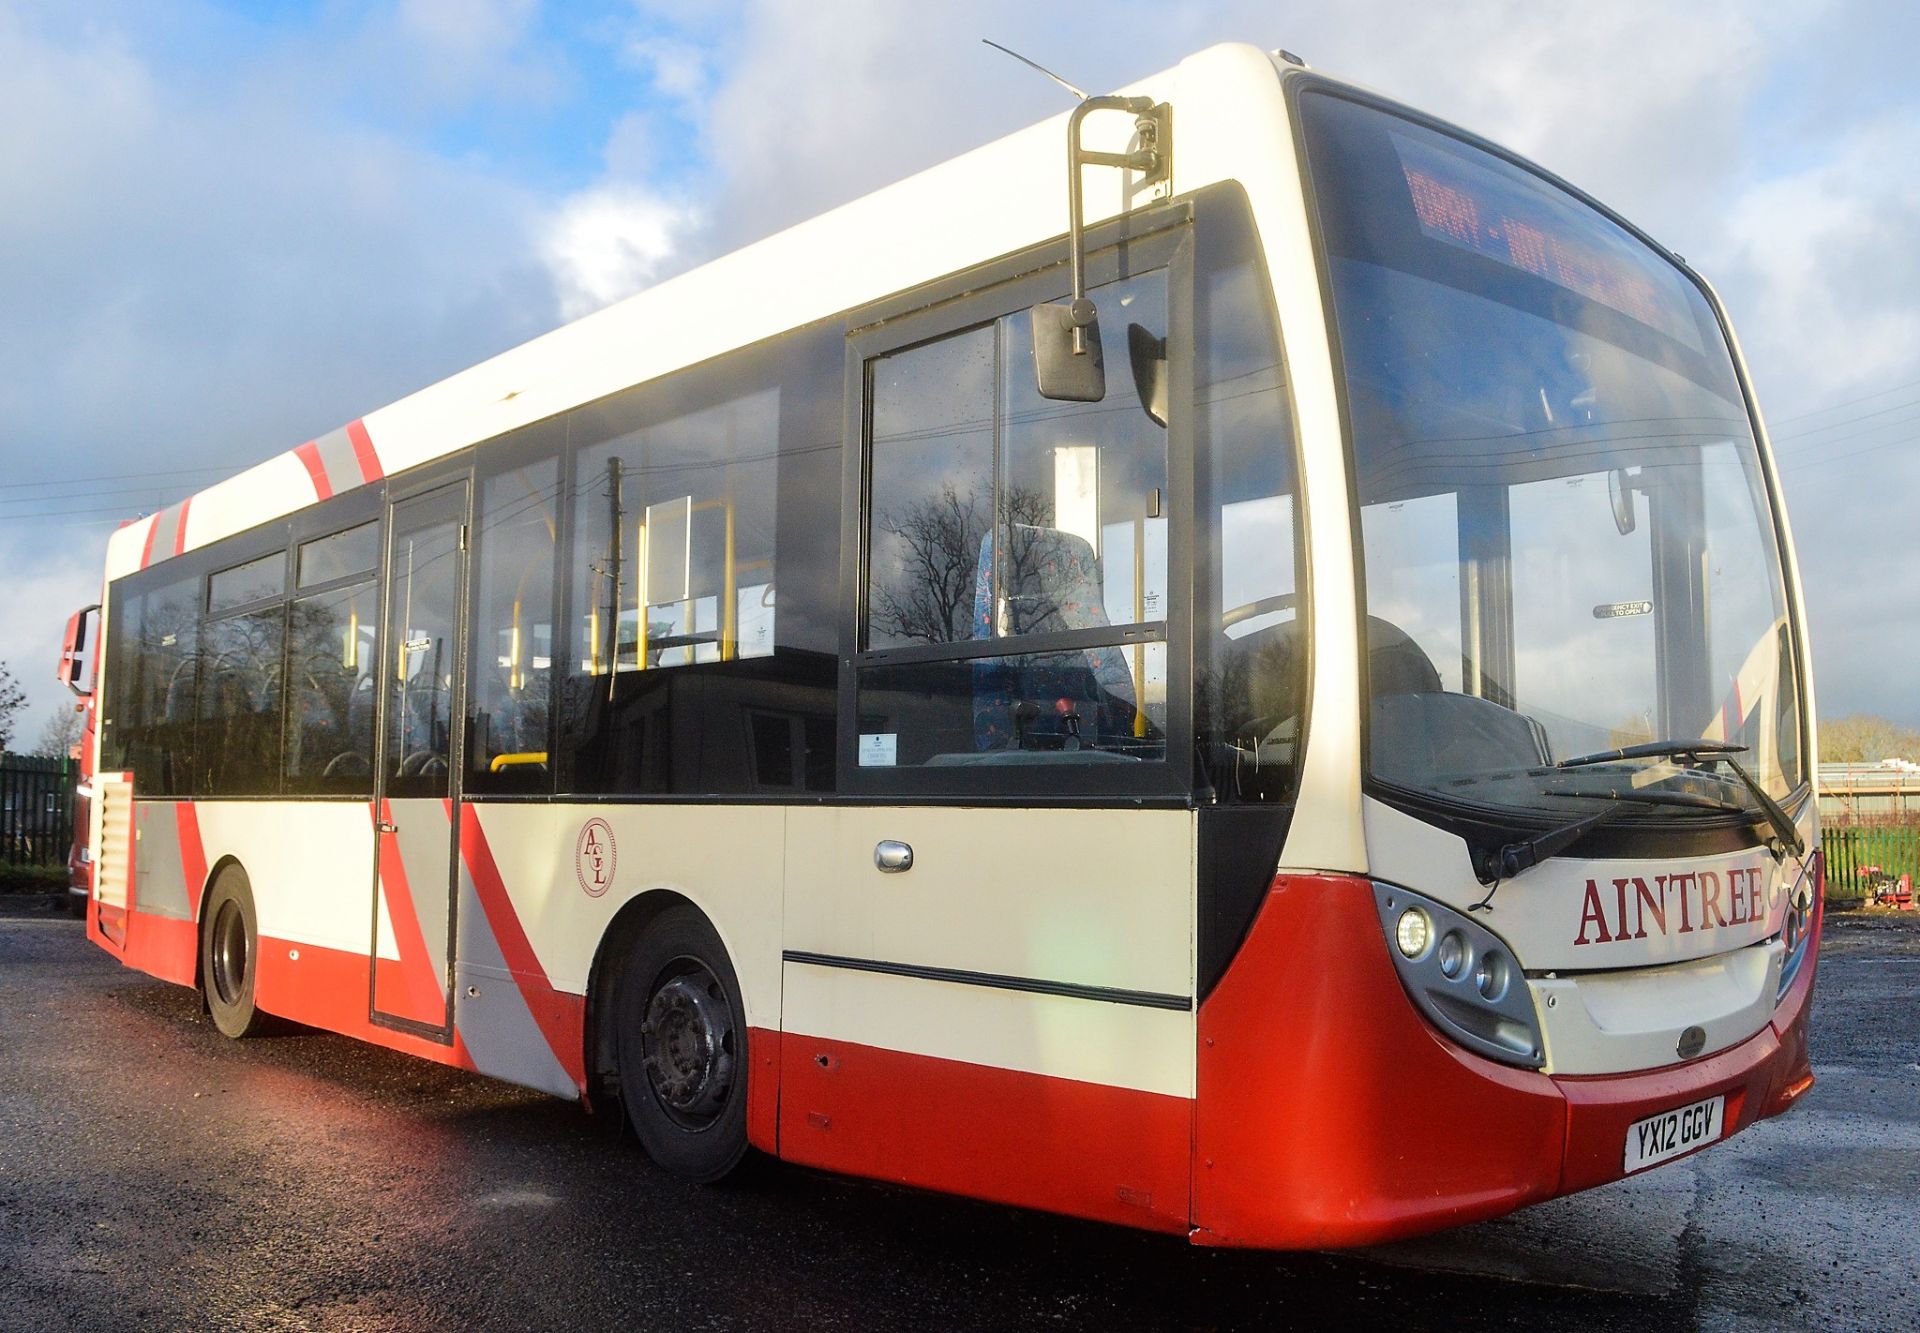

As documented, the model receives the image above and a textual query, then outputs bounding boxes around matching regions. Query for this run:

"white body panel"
[1532,940,1784,1075]
[194,802,377,956]
[783,806,1196,1099]
[467,803,786,1025]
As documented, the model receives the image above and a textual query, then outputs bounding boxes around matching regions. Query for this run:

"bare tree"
[869,485,1060,645]
[870,484,991,645]
[33,705,84,759]
[0,662,25,752]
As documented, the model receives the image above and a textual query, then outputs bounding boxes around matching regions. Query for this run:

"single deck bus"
[57,45,1820,1247]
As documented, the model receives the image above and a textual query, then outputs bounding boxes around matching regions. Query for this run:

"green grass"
[1822,825,1920,902]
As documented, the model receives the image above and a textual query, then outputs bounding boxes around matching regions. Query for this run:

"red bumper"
[1192,875,1819,1249]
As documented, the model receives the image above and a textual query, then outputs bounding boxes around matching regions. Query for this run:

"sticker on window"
[858,733,898,767]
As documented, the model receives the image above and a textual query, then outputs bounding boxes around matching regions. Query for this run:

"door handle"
[376,819,398,835]
[874,840,914,873]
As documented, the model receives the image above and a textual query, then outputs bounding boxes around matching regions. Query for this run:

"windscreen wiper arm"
[1482,784,1733,887]
[1717,755,1806,859]
[1556,738,1748,769]
[1481,802,1630,885]
[1554,738,1804,859]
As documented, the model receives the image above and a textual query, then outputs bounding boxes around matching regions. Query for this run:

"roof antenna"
[981,39,1088,102]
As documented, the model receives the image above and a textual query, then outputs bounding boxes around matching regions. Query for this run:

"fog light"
[1475,950,1510,1002]
[1395,908,1431,958]
[1437,930,1466,979]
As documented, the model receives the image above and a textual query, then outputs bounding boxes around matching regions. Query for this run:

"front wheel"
[199,866,271,1038]
[614,906,750,1182]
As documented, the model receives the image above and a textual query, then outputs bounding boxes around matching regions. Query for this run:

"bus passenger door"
[369,481,470,1040]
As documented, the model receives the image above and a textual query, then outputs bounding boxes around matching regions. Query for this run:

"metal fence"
[1820,820,1920,904]
[0,753,76,868]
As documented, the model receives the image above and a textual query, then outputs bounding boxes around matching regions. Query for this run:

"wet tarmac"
[2,906,1914,1331]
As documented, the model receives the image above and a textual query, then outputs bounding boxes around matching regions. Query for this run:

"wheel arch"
[584,887,707,1112]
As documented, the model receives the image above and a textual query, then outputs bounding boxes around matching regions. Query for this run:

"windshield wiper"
[1554,738,1804,859]
[1479,783,1739,891]
[1716,755,1806,859]
[1542,785,1745,813]
[1480,802,1629,886]
[1556,738,1748,769]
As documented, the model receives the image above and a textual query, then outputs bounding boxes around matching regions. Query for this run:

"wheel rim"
[639,960,736,1130]
[211,900,248,1007]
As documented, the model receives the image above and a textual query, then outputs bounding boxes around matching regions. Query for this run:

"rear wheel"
[614,906,750,1182]
[199,866,270,1038]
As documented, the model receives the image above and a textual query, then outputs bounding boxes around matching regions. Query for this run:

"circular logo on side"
[575,817,616,898]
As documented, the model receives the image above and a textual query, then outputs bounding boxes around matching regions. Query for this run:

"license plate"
[1624,1094,1724,1173]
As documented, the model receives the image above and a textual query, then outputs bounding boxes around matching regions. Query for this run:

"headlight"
[1373,882,1545,1069]
[1395,908,1431,958]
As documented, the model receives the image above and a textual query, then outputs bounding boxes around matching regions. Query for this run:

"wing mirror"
[1031,94,1170,404]
[58,604,100,697]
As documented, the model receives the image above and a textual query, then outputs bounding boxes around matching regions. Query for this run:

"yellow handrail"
[489,751,549,772]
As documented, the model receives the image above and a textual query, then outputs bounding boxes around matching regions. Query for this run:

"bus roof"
[104,42,1301,584]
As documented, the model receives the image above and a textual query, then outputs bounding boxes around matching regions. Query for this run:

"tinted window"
[469,432,561,794]
[556,322,842,796]
[866,326,996,649]
[384,490,465,798]
[298,522,380,588]
[1192,192,1305,804]
[856,270,1171,773]
[103,569,200,795]
[209,552,286,613]
[284,580,378,794]
[197,605,285,794]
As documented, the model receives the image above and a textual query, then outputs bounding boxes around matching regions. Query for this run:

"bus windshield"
[1300,92,1804,815]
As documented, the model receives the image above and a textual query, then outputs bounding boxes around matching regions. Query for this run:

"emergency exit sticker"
[858,733,898,767]
[1593,600,1654,619]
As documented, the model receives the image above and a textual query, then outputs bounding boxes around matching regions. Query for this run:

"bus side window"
[104,569,201,796]
[199,605,286,796]
[285,521,380,795]
[284,580,378,795]
[1192,196,1306,805]
[855,270,1172,773]
[468,435,562,794]
[556,321,842,796]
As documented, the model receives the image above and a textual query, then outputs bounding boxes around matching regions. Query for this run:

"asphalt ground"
[2,904,1915,1332]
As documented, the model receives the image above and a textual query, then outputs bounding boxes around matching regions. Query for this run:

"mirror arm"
[1064,95,1167,354]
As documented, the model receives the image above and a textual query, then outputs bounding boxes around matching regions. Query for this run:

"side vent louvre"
[92,774,135,926]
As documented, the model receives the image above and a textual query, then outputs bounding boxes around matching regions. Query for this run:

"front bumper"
[1192,876,1819,1249]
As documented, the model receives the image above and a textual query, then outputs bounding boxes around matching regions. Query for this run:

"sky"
[2,0,1917,751]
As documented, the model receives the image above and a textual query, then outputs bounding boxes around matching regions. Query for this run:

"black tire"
[614,906,751,1183]
[199,866,271,1038]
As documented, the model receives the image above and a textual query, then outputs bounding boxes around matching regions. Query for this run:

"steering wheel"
[1212,594,1304,778]
[1221,592,1298,634]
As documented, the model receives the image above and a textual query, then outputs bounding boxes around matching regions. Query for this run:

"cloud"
[1717,113,1920,409]
[540,182,700,320]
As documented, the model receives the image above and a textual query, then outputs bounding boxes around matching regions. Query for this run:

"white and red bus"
[62,45,1821,1247]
